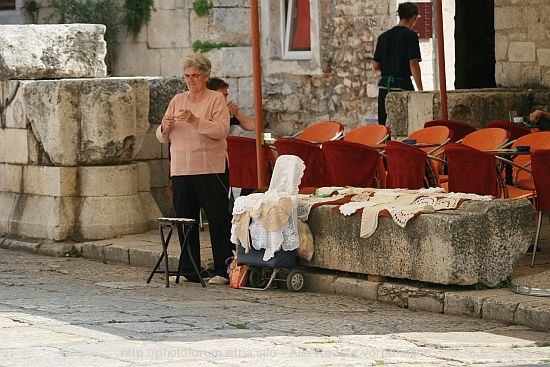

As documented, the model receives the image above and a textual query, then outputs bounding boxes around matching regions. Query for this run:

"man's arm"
[410,59,423,91]
[233,110,256,131]
[372,60,381,71]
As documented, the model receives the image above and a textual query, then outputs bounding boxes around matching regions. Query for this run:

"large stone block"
[23,166,77,196]
[22,78,149,166]
[0,128,30,164]
[0,80,26,129]
[78,164,138,197]
[147,77,186,125]
[0,24,107,79]
[148,8,190,49]
[0,164,22,193]
[191,8,251,46]
[0,192,18,234]
[77,195,151,240]
[305,199,535,287]
[8,194,78,241]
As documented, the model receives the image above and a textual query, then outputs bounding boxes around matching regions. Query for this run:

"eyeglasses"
[183,73,204,80]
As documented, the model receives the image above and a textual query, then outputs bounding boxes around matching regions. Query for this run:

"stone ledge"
[304,199,534,287]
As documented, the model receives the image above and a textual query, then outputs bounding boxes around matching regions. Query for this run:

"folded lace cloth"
[337,187,494,238]
[230,155,305,261]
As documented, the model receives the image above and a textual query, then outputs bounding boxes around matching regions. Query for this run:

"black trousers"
[171,171,233,281]
[378,88,389,125]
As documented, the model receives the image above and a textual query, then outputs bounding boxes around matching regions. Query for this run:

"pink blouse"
[156,90,230,176]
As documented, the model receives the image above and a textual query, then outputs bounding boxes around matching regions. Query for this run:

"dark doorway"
[454,0,496,89]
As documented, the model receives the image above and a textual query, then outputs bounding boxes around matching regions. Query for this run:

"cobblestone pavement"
[1,249,549,366]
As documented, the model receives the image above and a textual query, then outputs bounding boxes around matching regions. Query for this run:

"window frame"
[0,0,16,11]
[281,0,312,60]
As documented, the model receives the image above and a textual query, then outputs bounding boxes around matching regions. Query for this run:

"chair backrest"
[273,138,323,188]
[343,124,391,146]
[226,136,274,189]
[408,126,451,176]
[445,143,499,197]
[408,126,451,146]
[424,119,477,142]
[385,141,428,189]
[321,140,383,188]
[510,131,550,182]
[297,121,343,142]
[487,119,532,141]
[268,155,306,195]
[461,127,510,150]
[532,149,550,212]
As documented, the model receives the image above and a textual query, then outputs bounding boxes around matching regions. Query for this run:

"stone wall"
[494,0,550,88]
[3,1,549,134]
[0,24,179,242]
[386,88,550,138]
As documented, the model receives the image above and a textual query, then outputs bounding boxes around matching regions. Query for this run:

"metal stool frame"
[146,217,206,288]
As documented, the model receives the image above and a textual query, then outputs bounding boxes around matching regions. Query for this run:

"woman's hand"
[161,114,175,131]
[176,109,199,127]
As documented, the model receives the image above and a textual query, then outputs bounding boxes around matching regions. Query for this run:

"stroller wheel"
[286,270,304,292]
[249,268,269,288]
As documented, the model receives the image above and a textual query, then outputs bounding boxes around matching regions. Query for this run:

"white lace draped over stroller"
[230,155,305,261]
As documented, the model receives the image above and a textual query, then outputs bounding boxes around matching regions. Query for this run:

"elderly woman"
[156,53,232,285]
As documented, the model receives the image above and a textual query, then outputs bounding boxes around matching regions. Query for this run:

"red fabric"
[487,120,531,141]
[274,138,323,188]
[445,142,499,196]
[385,141,427,189]
[424,119,477,142]
[321,140,381,187]
[532,149,550,211]
[226,136,273,189]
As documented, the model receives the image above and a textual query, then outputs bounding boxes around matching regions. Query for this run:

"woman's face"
[183,66,208,93]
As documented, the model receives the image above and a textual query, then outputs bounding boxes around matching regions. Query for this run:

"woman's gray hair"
[182,53,212,75]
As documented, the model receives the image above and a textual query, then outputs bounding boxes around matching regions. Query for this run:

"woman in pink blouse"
[156,53,232,285]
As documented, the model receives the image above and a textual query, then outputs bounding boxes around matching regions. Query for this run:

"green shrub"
[123,0,154,39]
[193,0,212,17]
[192,40,231,53]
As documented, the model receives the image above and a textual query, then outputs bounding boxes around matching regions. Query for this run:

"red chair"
[274,138,322,188]
[444,143,500,196]
[385,141,432,189]
[424,119,477,142]
[343,124,391,146]
[226,136,275,190]
[460,127,510,150]
[444,143,533,199]
[321,140,384,188]
[296,121,344,142]
[487,119,531,142]
[406,126,451,184]
[509,131,550,188]
[530,149,550,266]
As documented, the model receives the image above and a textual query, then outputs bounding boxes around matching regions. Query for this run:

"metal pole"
[250,0,266,188]
[435,0,448,119]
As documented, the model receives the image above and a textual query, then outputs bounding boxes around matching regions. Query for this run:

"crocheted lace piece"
[230,155,305,261]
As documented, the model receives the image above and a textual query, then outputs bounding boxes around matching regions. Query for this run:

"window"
[0,0,16,10]
[281,0,312,60]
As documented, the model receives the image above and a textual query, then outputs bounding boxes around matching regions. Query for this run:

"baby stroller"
[230,155,306,292]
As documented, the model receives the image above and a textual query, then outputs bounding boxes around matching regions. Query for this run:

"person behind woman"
[156,53,232,285]
[373,2,423,125]
[207,77,255,131]
[529,109,550,130]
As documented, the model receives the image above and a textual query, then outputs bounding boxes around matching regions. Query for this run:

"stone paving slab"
[2,229,550,334]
